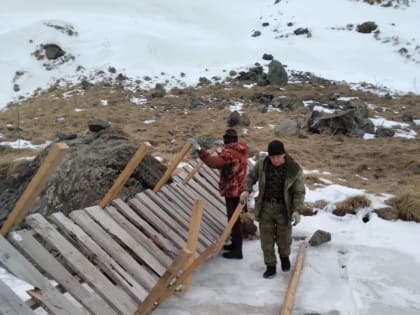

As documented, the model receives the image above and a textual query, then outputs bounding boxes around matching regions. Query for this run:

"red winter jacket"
[198,141,248,197]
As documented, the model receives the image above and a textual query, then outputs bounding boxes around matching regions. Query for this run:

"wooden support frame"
[153,142,192,192]
[279,241,307,315]
[1,143,69,236]
[182,161,204,185]
[150,202,245,311]
[100,143,150,208]
[181,200,204,293]
[134,249,192,315]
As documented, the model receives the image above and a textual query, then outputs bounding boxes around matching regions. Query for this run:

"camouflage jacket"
[244,154,305,222]
[199,141,248,197]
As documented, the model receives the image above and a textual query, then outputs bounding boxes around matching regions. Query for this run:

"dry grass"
[1,78,420,219]
[302,200,328,216]
[385,193,420,222]
[333,195,372,216]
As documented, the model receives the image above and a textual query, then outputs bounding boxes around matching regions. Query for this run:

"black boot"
[222,250,243,259]
[223,243,234,251]
[280,256,291,271]
[263,265,276,278]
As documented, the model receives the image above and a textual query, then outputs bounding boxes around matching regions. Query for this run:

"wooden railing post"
[0,143,69,235]
[279,241,307,315]
[181,200,204,293]
[100,143,150,208]
[134,249,192,315]
[153,142,192,192]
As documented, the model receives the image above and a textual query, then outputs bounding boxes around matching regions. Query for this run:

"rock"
[309,230,331,246]
[375,127,395,137]
[43,43,65,60]
[274,118,301,136]
[357,21,378,33]
[0,128,167,227]
[267,60,288,86]
[88,119,110,132]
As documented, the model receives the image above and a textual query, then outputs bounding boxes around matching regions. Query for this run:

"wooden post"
[182,161,204,185]
[279,241,307,315]
[153,142,192,192]
[0,143,69,236]
[154,202,245,308]
[215,202,245,252]
[100,143,150,208]
[181,200,204,293]
[134,249,192,315]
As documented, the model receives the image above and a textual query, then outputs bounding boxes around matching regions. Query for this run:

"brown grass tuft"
[385,193,420,222]
[333,195,371,216]
[375,207,399,221]
[302,200,328,216]
[304,173,323,189]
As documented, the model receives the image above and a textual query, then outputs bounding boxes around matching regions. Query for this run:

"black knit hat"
[223,129,238,144]
[268,140,285,156]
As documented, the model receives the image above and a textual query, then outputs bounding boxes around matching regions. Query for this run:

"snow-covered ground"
[1,1,420,314]
[1,0,420,110]
[1,171,420,314]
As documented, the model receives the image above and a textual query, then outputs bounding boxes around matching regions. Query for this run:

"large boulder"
[0,127,167,227]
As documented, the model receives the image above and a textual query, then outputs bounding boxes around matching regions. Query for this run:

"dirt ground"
[1,78,419,199]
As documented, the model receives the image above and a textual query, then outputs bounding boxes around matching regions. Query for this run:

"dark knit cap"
[268,140,285,156]
[223,129,238,144]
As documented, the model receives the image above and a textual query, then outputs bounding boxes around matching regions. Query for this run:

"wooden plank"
[129,198,186,251]
[165,184,224,235]
[9,229,116,315]
[159,186,219,241]
[134,249,192,315]
[0,279,36,315]
[0,235,88,315]
[157,202,245,308]
[279,241,307,315]
[84,206,167,276]
[153,142,192,192]
[144,190,212,249]
[70,210,157,291]
[111,199,177,256]
[49,212,148,303]
[25,214,136,315]
[173,183,227,229]
[104,205,172,268]
[100,143,150,208]
[167,184,224,236]
[0,143,68,236]
[182,200,203,293]
[136,192,188,240]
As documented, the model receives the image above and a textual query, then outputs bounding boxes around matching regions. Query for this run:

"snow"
[1,1,420,314]
[1,0,420,110]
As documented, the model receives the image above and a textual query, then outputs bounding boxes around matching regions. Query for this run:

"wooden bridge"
[0,142,305,315]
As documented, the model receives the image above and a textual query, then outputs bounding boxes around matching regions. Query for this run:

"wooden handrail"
[0,143,69,235]
[100,143,150,208]
[153,142,192,192]
[181,200,204,293]
[279,241,307,315]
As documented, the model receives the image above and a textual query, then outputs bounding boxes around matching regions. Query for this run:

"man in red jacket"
[195,129,248,259]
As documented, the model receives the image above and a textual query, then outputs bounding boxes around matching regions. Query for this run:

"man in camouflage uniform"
[240,140,305,278]
[194,129,248,259]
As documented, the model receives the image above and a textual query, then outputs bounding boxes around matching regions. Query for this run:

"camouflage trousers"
[259,202,291,266]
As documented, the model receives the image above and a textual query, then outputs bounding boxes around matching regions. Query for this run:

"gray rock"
[309,230,331,246]
[267,60,288,86]
[88,119,110,132]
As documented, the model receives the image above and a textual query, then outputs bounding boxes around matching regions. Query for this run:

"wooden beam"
[154,202,245,308]
[100,142,150,208]
[0,143,68,236]
[215,202,245,252]
[153,142,192,192]
[134,249,192,315]
[279,241,307,315]
[181,200,204,293]
[182,161,204,184]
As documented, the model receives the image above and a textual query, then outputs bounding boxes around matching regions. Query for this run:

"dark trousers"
[225,197,242,253]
